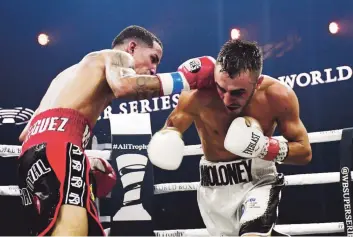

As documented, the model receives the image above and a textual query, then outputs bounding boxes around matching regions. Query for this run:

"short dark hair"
[217,39,263,79]
[112,25,163,49]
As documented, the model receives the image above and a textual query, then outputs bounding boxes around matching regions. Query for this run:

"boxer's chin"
[226,106,242,115]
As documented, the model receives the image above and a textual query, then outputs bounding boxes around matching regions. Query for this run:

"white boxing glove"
[224,117,266,158]
[224,117,289,162]
[147,128,185,170]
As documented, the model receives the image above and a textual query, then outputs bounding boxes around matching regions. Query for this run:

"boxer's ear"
[127,41,137,55]
[256,75,264,89]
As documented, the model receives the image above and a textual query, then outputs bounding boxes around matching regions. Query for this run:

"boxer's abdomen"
[195,114,241,162]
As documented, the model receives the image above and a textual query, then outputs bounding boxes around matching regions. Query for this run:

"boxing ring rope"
[0,129,342,158]
[153,222,345,236]
[154,171,353,194]
[183,129,343,156]
[0,128,349,235]
[1,171,351,196]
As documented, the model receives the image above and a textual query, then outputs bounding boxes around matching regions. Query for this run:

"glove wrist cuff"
[259,137,289,163]
[156,72,190,96]
[275,140,289,163]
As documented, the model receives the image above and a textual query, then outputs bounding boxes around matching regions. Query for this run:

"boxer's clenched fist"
[147,127,185,170]
[89,157,117,198]
[177,56,216,89]
[156,56,216,95]
[224,117,289,163]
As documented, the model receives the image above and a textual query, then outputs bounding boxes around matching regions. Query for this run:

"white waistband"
[200,156,275,168]
[199,157,277,186]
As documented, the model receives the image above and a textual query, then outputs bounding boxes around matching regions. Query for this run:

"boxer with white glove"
[224,116,289,163]
[148,39,311,237]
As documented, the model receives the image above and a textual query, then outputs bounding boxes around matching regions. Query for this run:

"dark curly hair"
[217,39,263,80]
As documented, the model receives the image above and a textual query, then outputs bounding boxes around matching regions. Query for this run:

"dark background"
[1,0,353,235]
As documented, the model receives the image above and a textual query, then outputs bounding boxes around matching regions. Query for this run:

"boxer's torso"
[193,76,281,162]
[35,51,115,127]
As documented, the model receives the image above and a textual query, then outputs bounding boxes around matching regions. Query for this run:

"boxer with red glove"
[156,56,216,95]
[89,157,117,198]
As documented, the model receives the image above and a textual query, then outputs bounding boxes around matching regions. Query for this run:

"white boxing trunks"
[197,157,284,236]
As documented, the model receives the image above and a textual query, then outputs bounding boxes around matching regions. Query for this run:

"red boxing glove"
[178,56,216,89]
[156,56,216,96]
[89,157,117,198]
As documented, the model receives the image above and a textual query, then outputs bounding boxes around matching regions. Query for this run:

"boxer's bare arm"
[162,91,197,134]
[270,84,312,165]
[104,50,161,100]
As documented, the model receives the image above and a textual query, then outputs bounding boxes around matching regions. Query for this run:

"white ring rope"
[154,171,353,194]
[183,129,343,156]
[0,144,111,159]
[0,128,346,235]
[1,171,351,197]
[0,129,343,158]
[154,221,344,236]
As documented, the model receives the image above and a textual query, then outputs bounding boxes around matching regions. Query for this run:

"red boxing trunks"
[17,108,104,236]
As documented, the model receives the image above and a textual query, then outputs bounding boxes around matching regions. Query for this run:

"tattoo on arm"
[106,51,162,100]
[120,76,162,100]
[111,52,134,69]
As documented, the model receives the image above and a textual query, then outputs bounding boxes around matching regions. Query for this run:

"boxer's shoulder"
[82,49,133,63]
[177,90,201,113]
[261,75,291,89]
[78,50,105,68]
[261,75,292,95]
[98,49,133,58]
[78,49,134,71]
[262,75,298,113]
[178,90,198,105]
[193,89,219,107]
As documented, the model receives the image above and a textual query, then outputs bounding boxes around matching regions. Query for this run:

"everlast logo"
[200,160,253,186]
[243,132,260,156]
